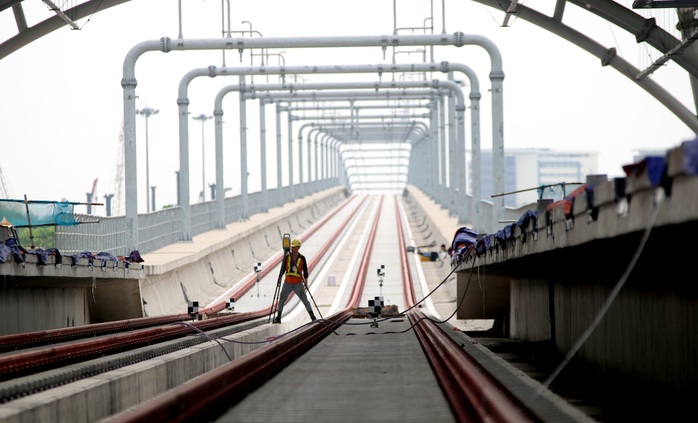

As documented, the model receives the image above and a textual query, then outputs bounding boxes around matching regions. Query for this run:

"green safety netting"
[0,199,79,227]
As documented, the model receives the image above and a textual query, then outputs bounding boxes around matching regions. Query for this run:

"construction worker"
[273,238,316,323]
[417,243,449,262]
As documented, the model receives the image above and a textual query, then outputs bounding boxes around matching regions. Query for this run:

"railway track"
[0,195,365,402]
[0,195,597,423]
[101,196,578,423]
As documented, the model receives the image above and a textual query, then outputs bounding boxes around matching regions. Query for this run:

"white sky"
[0,0,695,215]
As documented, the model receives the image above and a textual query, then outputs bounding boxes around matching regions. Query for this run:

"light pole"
[192,113,212,202]
[136,106,159,212]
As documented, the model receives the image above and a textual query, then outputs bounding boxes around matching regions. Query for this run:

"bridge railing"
[54,182,337,256]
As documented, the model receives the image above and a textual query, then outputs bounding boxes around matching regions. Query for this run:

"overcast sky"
[0,0,695,215]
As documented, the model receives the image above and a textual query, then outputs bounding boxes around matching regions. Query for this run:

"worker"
[418,243,449,262]
[437,244,449,261]
[273,238,316,323]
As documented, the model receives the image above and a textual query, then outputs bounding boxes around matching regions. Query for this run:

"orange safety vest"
[285,254,304,284]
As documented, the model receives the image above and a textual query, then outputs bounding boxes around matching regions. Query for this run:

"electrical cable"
[173,318,341,362]
[178,242,480,358]
[343,246,478,335]
[529,192,665,403]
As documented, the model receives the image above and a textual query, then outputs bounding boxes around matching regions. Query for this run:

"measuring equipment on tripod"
[368,296,383,328]
[270,234,291,323]
[188,301,199,320]
[282,233,291,253]
[254,261,262,297]
[377,265,385,297]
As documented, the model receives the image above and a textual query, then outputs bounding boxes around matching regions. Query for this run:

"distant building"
[475,149,598,208]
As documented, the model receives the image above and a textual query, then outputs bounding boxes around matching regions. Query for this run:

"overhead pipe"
[439,92,448,208]
[316,122,428,143]
[291,113,431,121]
[259,98,269,212]
[325,122,424,192]
[304,127,321,189]
[172,62,478,237]
[126,43,497,252]
[296,122,317,196]
[298,122,418,190]
[287,103,433,112]
[211,81,459,227]
[238,75,249,219]
[254,89,450,102]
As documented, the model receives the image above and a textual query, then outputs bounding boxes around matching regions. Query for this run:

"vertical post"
[287,103,294,202]
[104,193,113,217]
[239,76,249,219]
[150,186,157,211]
[276,102,283,207]
[447,72,456,218]
[136,107,159,213]
[260,100,268,212]
[298,129,303,198]
[439,94,448,209]
[201,117,205,201]
[145,113,151,211]
[214,106,225,228]
[175,170,181,206]
[491,68,506,233]
[177,90,192,241]
[86,192,93,215]
[23,195,34,249]
[430,100,439,198]
[192,113,213,203]
[322,134,329,188]
[313,132,319,193]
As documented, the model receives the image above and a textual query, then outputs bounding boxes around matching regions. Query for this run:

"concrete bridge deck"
[1,140,696,412]
[442,139,698,401]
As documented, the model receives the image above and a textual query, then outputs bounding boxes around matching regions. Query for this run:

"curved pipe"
[126,53,496,251]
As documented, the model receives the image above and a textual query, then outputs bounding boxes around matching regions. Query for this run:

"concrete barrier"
[138,187,349,318]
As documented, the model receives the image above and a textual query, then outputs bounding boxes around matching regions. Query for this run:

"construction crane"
[86,178,98,214]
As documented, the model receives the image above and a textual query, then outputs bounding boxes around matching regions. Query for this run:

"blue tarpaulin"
[622,156,666,187]
[681,137,698,175]
[0,199,79,227]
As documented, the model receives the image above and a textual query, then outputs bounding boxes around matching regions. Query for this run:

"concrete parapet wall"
[0,253,145,280]
[139,187,348,318]
[402,187,455,244]
[0,187,348,331]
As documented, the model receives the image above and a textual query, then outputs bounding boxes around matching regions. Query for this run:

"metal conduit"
[212,90,438,233]
[125,39,501,253]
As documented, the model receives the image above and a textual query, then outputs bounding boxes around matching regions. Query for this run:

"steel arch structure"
[3,0,697,112]
[473,0,698,120]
